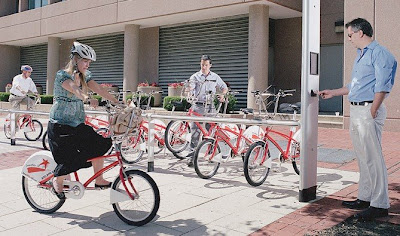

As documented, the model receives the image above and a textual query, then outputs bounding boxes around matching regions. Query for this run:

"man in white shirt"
[9,65,38,110]
[186,55,228,167]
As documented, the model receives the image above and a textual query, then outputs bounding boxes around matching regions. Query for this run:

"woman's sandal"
[52,177,66,199]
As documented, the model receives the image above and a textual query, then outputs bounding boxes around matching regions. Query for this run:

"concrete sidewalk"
[0,120,398,235]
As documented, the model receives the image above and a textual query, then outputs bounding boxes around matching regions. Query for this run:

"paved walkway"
[0,116,398,235]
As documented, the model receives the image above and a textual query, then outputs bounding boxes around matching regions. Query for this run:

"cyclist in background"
[186,55,228,167]
[9,65,39,125]
[48,42,119,197]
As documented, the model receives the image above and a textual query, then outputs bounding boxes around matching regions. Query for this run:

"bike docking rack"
[0,108,110,146]
[143,113,300,172]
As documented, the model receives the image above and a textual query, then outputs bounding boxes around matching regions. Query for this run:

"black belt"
[195,102,206,105]
[10,93,21,97]
[350,101,373,106]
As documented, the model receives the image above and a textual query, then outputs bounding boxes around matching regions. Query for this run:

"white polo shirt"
[189,70,227,103]
[9,74,37,96]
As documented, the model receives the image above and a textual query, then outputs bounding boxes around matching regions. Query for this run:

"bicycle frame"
[260,126,299,162]
[85,115,109,131]
[6,113,34,129]
[213,124,254,156]
[36,142,137,200]
[140,120,166,145]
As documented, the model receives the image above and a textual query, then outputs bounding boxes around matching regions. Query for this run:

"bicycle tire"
[193,139,221,179]
[112,170,160,226]
[290,129,301,175]
[24,119,43,141]
[164,120,191,159]
[119,134,146,164]
[4,123,11,139]
[22,176,65,214]
[243,141,271,186]
[42,130,49,150]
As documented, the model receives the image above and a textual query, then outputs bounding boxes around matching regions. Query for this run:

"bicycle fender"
[110,167,140,204]
[21,151,56,182]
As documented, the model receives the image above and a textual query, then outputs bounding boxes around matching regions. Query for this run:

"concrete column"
[47,37,60,95]
[124,24,140,94]
[19,0,29,12]
[0,45,20,91]
[248,5,269,108]
[59,39,76,69]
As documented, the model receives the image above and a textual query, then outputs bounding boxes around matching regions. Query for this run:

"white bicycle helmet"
[70,41,96,61]
[21,65,33,72]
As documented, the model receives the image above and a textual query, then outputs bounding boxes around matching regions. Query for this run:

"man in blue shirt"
[319,18,397,221]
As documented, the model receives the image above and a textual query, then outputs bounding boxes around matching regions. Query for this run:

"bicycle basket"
[111,107,142,134]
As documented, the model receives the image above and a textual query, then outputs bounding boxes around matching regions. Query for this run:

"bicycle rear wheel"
[119,134,146,164]
[4,123,11,139]
[42,130,49,150]
[112,170,160,226]
[290,129,301,175]
[164,120,191,159]
[193,139,221,179]
[22,176,65,213]
[24,119,43,141]
[244,141,271,186]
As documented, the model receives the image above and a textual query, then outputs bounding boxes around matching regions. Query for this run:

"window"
[28,0,48,10]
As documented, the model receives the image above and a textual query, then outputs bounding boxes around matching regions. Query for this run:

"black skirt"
[48,122,112,176]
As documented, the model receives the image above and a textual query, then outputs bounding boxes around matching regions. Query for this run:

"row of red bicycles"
[15,86,301,226]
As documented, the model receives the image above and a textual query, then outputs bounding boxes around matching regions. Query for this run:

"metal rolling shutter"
[159,17,249,108]
[20,44,48,93]
[79,34,124,88]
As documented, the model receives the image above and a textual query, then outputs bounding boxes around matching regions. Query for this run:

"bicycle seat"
[241,108,254,114]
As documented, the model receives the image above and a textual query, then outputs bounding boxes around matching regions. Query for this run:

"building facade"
[0,0,398,130]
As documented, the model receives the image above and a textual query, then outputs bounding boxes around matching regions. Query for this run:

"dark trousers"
[48,122,112,176]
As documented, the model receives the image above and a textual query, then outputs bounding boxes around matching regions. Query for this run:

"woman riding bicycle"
[48,41,119,196]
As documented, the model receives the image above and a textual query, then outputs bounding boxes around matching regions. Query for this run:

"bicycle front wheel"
[22,176,65,214]
[24,119,43,141]
[4,123,11,139]
[112,170,160,226]
[194,139,221,179]
[244,141,271,186]
[164,120,191,159]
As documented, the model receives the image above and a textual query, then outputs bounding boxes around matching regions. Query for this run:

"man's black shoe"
[342,199,370,210]
[354,206,389,221]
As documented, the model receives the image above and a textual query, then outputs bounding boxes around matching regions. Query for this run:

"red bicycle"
[117,90,167,164]
[4,95,43,141]
[243,89,301,186]
[164,88,225,159]
[21,101,160,226]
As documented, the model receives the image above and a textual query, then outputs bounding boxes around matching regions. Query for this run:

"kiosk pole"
[299,0,320,202]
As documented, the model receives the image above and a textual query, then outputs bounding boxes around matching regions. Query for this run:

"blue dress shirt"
[347,41,397,102]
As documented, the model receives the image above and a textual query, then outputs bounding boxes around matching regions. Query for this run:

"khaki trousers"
[349,103,389,209]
